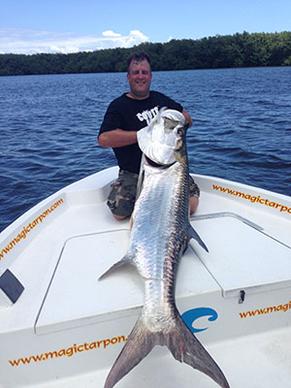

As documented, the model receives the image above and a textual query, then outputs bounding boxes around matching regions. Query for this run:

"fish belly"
[130,163,186,282]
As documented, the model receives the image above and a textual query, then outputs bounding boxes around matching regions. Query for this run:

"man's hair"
[127,52,151,73]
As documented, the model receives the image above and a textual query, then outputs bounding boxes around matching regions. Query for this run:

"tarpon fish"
[100,109,229,388]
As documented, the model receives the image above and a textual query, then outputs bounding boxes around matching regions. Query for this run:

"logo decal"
[182,307,218,333]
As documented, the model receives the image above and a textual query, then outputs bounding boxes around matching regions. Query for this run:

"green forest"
[1,31,291,76]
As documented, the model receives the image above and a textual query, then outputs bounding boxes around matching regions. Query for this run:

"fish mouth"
[137,109,186,165]
[160,109,185,125]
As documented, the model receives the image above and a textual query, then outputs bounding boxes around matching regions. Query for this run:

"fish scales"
[131,163,188,285]
[132,162,188,332]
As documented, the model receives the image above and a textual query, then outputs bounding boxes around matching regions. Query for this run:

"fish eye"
[177,127,183,135]
[164,117,179,130]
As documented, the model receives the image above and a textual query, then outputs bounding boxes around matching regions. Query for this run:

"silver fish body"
[101,110,229,388]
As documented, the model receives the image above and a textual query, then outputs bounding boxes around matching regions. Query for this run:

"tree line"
[1,31,290,76]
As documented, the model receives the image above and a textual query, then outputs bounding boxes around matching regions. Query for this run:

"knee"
[189,196,199,215]
[112,214,129,221]
[107,197,135,220]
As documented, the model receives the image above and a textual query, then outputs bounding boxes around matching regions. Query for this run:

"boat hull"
[0,167,291,387]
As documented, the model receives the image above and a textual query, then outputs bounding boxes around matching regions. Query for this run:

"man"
[98,52,200,220]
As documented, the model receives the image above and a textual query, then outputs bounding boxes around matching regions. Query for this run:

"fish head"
[137,108,186,166]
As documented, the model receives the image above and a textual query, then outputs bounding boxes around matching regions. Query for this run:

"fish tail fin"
[104,310,229,388]
[166,311,229,388]
[104,317,155,388]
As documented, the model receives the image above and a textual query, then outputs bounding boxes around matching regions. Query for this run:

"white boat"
[0,166,291,388]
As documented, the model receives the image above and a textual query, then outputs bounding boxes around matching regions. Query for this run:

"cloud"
[0,28,150,54]
[102,30,122,38]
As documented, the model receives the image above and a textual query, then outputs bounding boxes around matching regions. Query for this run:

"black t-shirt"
[99,91,183,174]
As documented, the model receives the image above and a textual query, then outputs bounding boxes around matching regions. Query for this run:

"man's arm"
[98,129,137,148]
[98,108,192,148]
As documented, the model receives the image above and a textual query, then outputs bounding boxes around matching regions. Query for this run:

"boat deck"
[0,167,290,387]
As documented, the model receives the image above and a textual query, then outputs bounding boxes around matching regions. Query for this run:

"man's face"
[127,59,152,99]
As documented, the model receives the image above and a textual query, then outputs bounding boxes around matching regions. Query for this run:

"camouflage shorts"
[107,169,200,218]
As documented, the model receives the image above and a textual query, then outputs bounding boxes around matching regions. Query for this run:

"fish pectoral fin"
[98,254,134,281]
[168,313,230,388]
[104,318,155,388]
[187,224,209,252]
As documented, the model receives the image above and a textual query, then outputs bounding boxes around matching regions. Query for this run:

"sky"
[0,0,290,55]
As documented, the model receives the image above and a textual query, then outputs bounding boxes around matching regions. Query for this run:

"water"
[0,67,291,232]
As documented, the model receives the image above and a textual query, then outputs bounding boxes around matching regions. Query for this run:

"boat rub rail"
[0,198,65,262]
[212,184,291,215]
